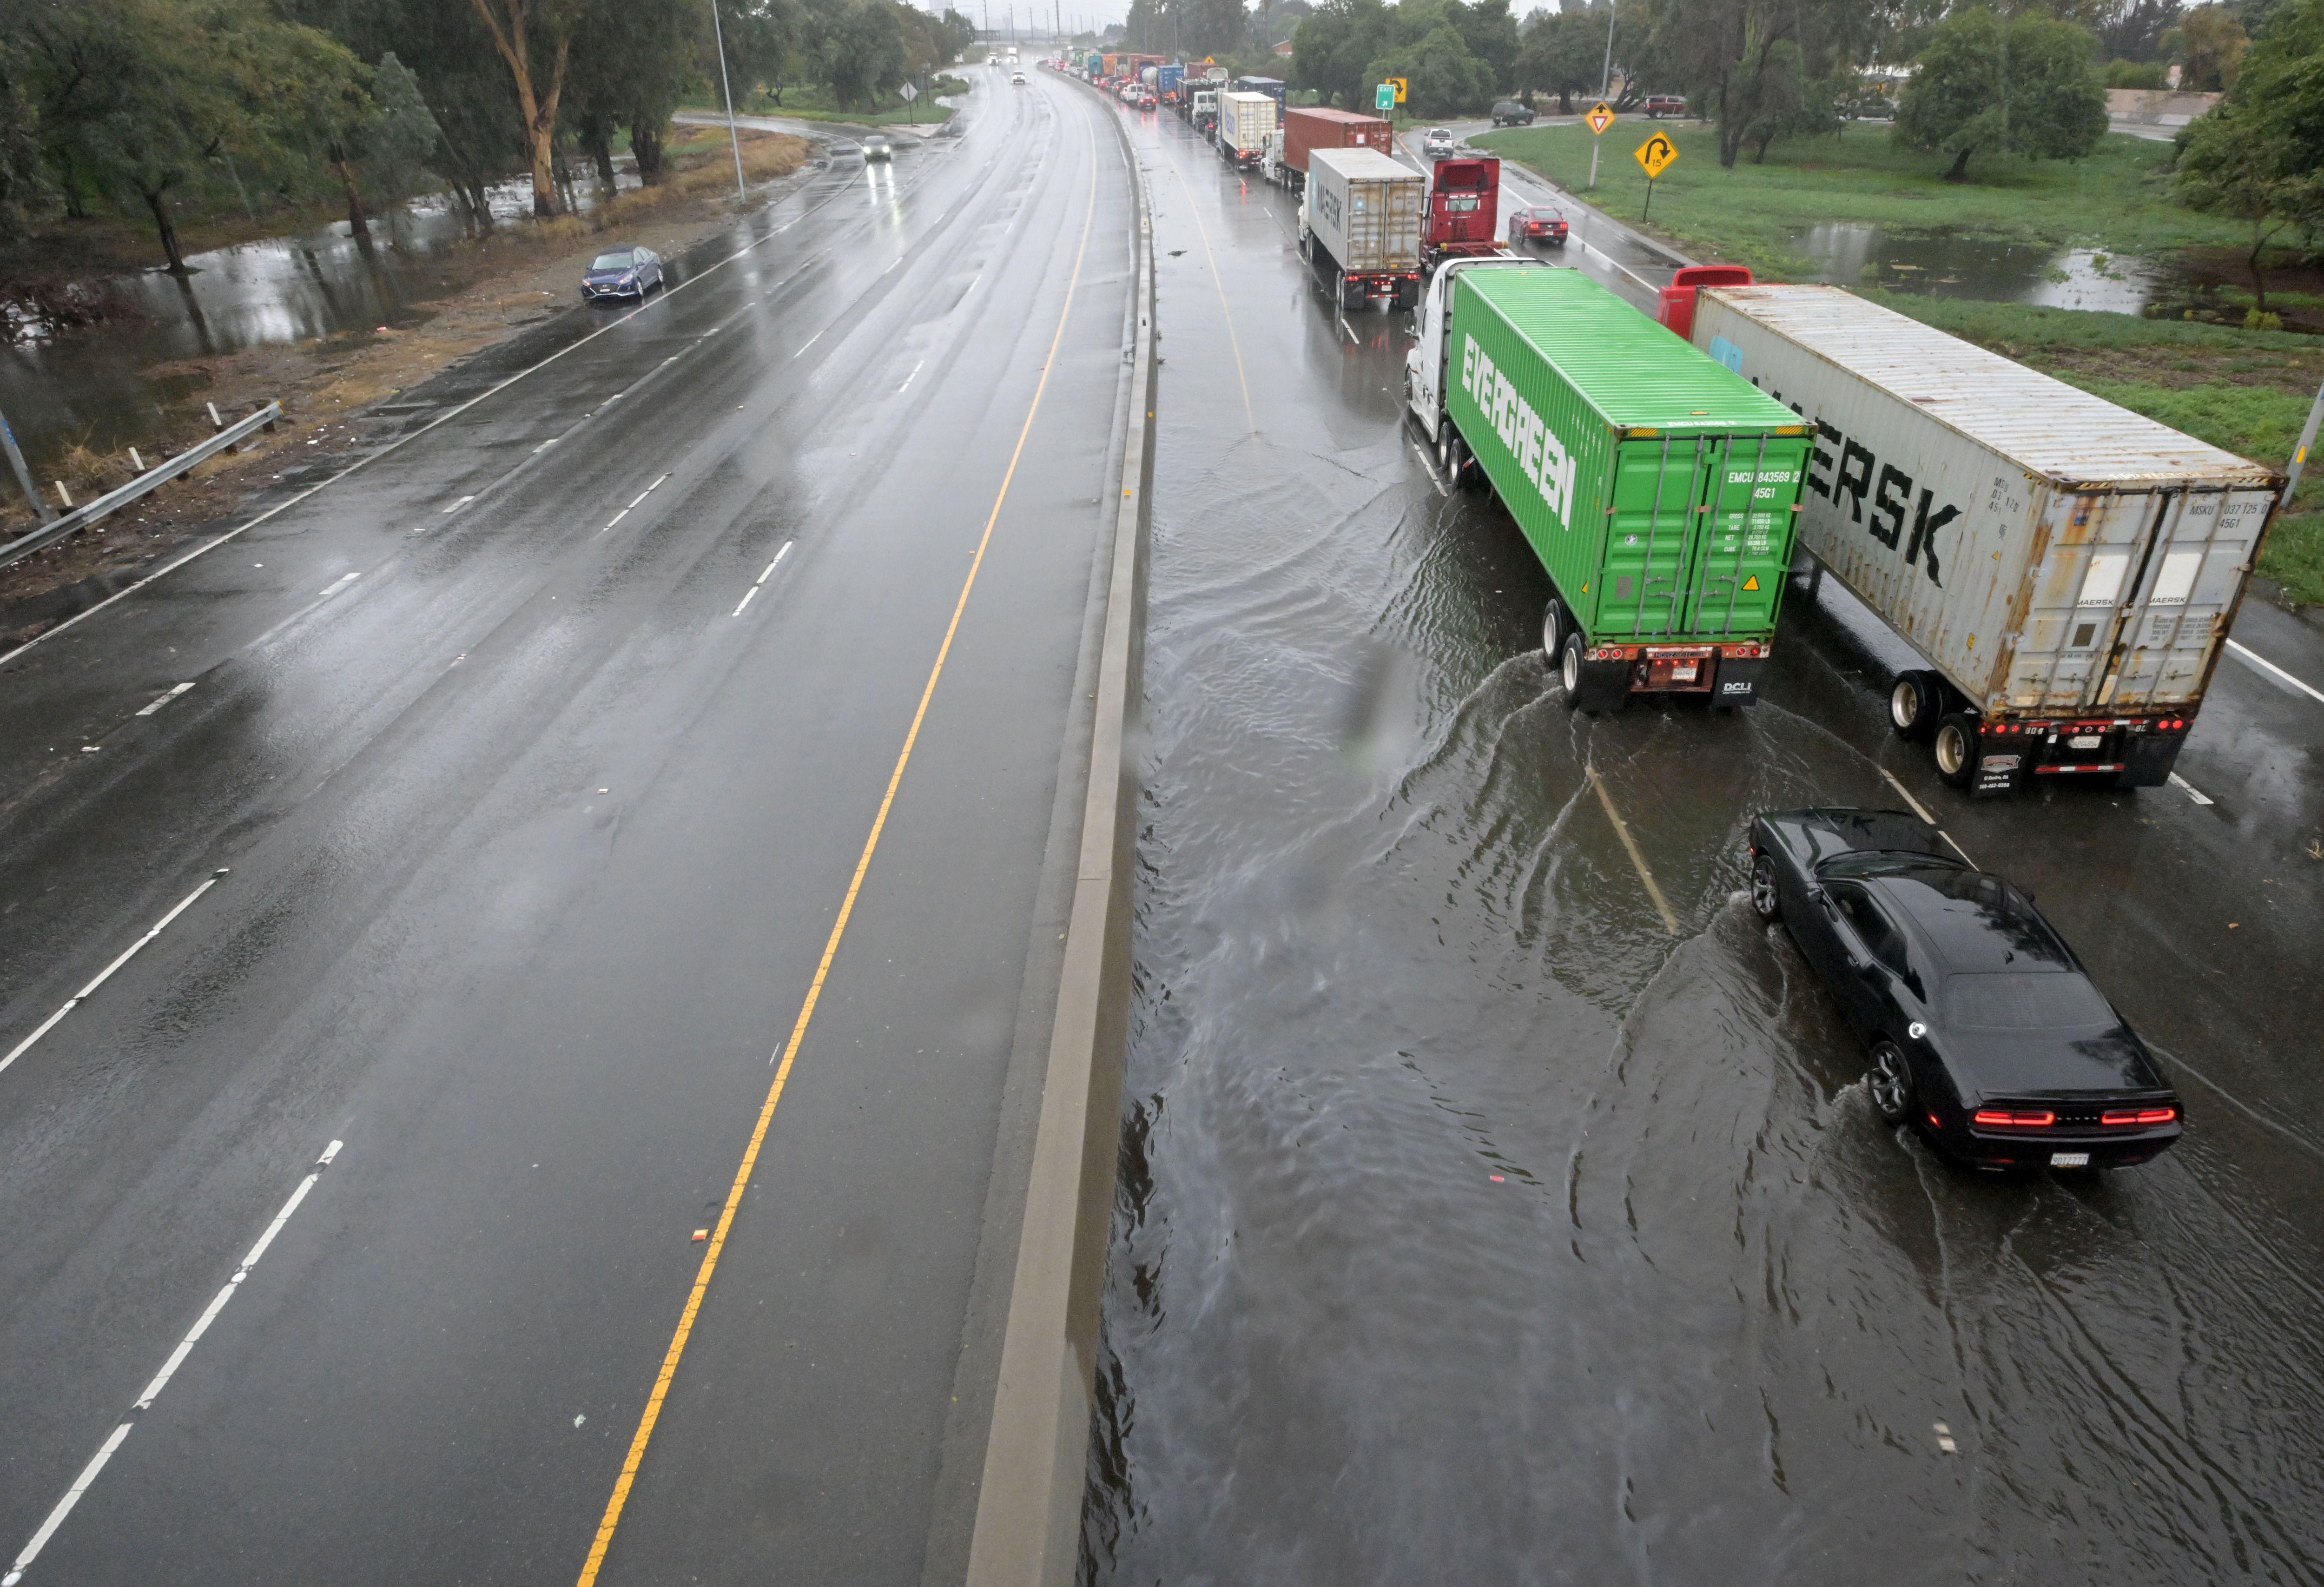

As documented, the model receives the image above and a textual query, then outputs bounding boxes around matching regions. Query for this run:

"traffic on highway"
[0,46,2318,1587]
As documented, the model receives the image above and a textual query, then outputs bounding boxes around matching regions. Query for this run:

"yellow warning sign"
[1585,102,1614,135]
[1388,76,1408,103]
[1634,131,1678,179]
[1742,575,1760,590]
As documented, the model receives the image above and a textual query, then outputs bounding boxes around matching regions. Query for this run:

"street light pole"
[0,404,53,526]
[1588,0,1615,191]
[707,0,748,205]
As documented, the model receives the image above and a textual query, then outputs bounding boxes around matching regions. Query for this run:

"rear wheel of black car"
[1560,630,1585,705]
[1889,669,1943,740]
[1933,712,1979,788]
[1868,1041,1913,1126]
[1749,853,1781,922]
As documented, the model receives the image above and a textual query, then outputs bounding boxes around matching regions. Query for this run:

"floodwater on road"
[1088,103,2324,1586]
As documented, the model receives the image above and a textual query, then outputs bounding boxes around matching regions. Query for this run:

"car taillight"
[2101,1106,2178,1126]
[1973,1109,2055,1128]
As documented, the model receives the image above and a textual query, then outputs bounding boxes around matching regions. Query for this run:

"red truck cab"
[1655,264,1754,340]
[1423,157,1502,272]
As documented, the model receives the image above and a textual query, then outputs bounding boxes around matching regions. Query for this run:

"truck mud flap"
[1711,656,1766,707]
[1576,659,1631,713]
[2116,730,2185,789]
[1971,745,2025,798]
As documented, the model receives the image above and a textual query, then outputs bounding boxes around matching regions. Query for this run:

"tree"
[363,52,442,209]
[234,15,383,237]
[2176,0,2324,310]
[1893,7,2107,181]
[469,0,578,216]
[2170,3,2247,88]
[1736,39,1842,161]
[1452,0,1522,90]
[1366,21,1498,112]
[2098,0,2181,61]
[1516,7,1611,112]
[1291,0,1393,106]
[0,39,52,242]
[1640,0,1874,166]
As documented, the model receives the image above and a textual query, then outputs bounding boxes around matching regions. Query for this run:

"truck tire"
[1541,598,1565,660]
[1560,630,1586,705]
[1889,669,1943,741]
[1932,712,1979,789]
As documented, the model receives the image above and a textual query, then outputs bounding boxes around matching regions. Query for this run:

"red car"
[1507,205,1569,248]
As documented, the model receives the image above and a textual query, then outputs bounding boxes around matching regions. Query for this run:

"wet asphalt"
[0,75,1133,1586]
[1090,102,2324,1584]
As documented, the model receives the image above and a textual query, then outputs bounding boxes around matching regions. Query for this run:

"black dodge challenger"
[1748,808,2182,1171]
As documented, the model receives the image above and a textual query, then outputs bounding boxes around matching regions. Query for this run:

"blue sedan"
[581,245,663,302]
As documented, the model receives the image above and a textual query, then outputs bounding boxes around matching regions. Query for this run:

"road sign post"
[1634,130,1677,219]
[1585,100,1613,191]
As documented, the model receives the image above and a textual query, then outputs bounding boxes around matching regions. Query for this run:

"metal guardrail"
[0,401,282,572]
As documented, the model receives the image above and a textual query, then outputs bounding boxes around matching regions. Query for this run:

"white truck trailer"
[1693,284,2283,796]
[1215,90,1277,168]
[1299,147,1423,311]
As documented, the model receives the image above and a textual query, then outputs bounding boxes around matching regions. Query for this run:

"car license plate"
[2049,1151,2091,1168]
[2069,734,2101,749]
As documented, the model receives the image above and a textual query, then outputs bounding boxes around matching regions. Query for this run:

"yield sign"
[1585,101,1614,135]
[1634,130,1678,179]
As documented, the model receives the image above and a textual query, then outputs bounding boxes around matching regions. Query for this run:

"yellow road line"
[1165,148,1256,434]
[574,106,1104,1587]
[1587,766,1680,936]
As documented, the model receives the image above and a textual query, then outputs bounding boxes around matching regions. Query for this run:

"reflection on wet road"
[1091,100,2324,1584]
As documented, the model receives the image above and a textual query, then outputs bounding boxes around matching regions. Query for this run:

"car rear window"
[591,251,635,269]
[1941,972,2115,1031]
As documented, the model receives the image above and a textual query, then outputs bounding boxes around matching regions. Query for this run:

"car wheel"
[1889,669,1942,740]
[1933,712,1979,788]
[1867,1041,1913,1126]
[1560,629,1585,706]
[1541,597,1565,659]
[1750,853,1782,922]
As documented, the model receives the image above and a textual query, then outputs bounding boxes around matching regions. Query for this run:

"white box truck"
[1693,284,2283,796]
[1215,89,1276,168]
[1299,147,1423,311]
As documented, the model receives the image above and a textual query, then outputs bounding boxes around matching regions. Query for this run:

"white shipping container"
[1302,148,1423,277]
[1216,90,1277,158]
[1694,285,2281,791]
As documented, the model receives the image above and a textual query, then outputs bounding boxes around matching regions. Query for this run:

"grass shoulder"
[1863,291,2324,607]
[1471,121,2248,278]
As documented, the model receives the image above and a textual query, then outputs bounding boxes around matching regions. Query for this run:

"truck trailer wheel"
[1559,630,1586,705]
[1541,598,1565,660]
[1889,670,1944,741]
[1932,713,1979,789]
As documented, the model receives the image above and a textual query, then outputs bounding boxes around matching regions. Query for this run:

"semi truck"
[1157,63,1184,101]
[1300,148,1424,310]
[1264,106,1393,191]
[1407,261,1813,710]
[1421,156,1503,273]
[1190,87,1219,134]
[1691,284,2284,794]
[1215,90,1277,167]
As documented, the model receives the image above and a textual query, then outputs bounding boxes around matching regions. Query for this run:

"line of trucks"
[1406,260,2284,795]
[1056,66,2289,799]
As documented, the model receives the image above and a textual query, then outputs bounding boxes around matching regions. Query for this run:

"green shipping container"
[1446,268,1810,700]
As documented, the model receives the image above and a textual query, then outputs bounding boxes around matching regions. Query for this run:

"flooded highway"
[1089,100,2324,1585]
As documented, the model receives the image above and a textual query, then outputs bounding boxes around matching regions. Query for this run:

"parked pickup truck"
[1407,260,1812,711]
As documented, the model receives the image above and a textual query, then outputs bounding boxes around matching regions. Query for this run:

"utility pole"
[707,0,748,205]
[0,404,53,526]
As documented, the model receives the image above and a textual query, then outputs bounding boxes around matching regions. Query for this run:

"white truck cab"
[1406,257,1563,444]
